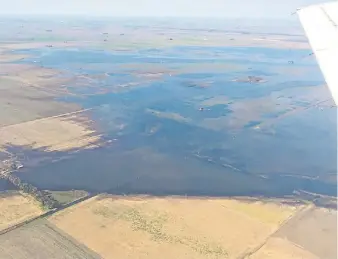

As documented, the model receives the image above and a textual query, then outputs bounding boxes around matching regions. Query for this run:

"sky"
[0,0,334,18]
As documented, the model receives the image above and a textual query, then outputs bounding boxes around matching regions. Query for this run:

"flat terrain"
[0,53,101,154]
[0,18,309,51]
[0,193,335,259]
[48,190,90,205]
[0,63,79,128]
[49,195,301,259]
[0,191,43,231]
[0,112,101,152]
[272,206,337,259]
[249,206,337,259]
[0,17,336,259]
[249,237,320,259]
[0,219,100,259]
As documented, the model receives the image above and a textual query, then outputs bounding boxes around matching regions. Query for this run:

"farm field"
[49,194,302,259]
[48,190,90,205]
[272,206,337,259]
[0,64,79,128]
[0,112,101,152]
[249,206,337,259]
[0,16,336,259]
[249,237,320,259]
[0,219,100,259]
[0,191,43,232]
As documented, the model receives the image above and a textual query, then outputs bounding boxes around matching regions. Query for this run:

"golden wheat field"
[0,192,43,231]
[49,195,301,259]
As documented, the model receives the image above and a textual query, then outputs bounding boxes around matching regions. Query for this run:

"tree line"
[2,172,60,210]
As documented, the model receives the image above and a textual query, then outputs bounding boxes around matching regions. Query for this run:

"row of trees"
[4,173,60,210]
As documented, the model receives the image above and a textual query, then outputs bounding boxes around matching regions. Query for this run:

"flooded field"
[0,17,336,259]
[0,180,15,192]
[0,17,335,201]
[6,41,336,200]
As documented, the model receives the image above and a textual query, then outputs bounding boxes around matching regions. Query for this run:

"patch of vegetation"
[1,173,60,210]
[93,206,120,218]
[48,190,89,205]
[94,204,228,258]
[123,208,227,257]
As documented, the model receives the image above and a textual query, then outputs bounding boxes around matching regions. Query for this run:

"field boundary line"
[0,107,94,130]
[43,222,102,259]
[0,193,97,236]
[236,203,314,259]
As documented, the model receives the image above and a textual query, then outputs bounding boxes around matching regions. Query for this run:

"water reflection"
[13,45,337,199]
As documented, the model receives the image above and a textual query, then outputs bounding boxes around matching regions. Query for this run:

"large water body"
[14,45,337,198]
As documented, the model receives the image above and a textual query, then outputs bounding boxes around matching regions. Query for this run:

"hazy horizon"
[0,0,334,19]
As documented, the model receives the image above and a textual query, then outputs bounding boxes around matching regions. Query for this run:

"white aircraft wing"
[297,1,338,105]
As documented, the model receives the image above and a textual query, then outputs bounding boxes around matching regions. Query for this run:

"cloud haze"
[0,0,334,18]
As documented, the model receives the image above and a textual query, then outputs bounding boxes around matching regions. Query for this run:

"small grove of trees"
[5,173,60,210]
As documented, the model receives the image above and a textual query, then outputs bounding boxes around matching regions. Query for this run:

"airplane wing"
[297,1,338,105]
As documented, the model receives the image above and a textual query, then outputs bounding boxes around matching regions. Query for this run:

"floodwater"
[14,44,337,199]
[0,179,15,192]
